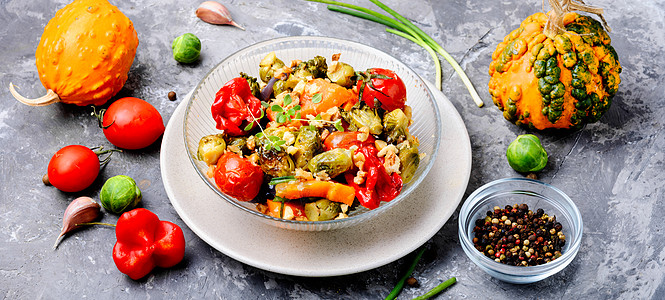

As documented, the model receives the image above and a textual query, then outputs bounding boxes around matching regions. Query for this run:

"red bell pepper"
[112,208,186,280]
[345,145,402,209]
[211,77,263,136]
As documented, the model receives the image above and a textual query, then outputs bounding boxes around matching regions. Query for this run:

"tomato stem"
[90,146,122,167]
[91,106,114,129]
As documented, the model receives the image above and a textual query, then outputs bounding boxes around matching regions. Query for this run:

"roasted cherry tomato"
[355,68,407,112]
[214,152,264,201]
[323,131,376,151]
[47,145,103,192]
[100,97,165,150]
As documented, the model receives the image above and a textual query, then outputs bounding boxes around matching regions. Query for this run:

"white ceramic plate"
[160,79,471,277]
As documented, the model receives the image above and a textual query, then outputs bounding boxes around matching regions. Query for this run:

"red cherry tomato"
[355,68,407,112]
[323,131,376,151]
[101,97,165,150]
[47,145,101,192]
[214,152,264,201]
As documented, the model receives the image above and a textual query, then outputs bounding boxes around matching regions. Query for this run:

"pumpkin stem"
[543,0,610,39]
[9,82,61,107]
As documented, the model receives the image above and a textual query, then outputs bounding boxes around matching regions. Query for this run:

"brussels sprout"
[307,148,353,178]
[304,199,341,221]
[240,72,261,98]
[383,108,410,144]
[293,126,321,168]
[343,106,383,135]
[259,52,285,82]
[397,143,420,184]
[197,134,226,165]
[225,136,248,156]
[171,33,201,64]
[100,175,142,214]
[258,148,295,177]
[506,134,548,173]
[326,61,356,88]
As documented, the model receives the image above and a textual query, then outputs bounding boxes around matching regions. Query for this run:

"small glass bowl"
[458,178,583,284]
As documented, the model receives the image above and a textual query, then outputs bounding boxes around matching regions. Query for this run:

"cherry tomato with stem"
[355,68,407,112]
[95,97,165,150]
[214,152,264,201]
[46,145,119,192]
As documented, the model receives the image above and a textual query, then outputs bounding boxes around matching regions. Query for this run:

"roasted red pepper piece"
[112,208,186,280]
[345,145,402,209]
[211,77,263,136]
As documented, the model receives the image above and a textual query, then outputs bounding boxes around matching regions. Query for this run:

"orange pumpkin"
[488,0,621,130]
[9,0,138,106]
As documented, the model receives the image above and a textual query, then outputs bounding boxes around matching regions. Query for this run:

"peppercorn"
[168,91,177,101]
[471,203,566,267]
[406,277,419,287]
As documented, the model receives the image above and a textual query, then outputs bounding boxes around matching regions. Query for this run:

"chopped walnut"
[206,165,216,178]
[353,151,365,170]
[295,168,314,181]
[340,204,349,213]
[357,127,370,142]
[314,170,331,181]
[248,153,260,166]
[353,170,367,185]
[374,140,388,152]
[286,146,299,156]
[256,203,268,214]
[404,105,413,126]
[306,114,326,128]
[331,53,341,61]
[293,80,306,95]
[246,135,256,150]
[322,106,341,121]
[295,216,309,221]
[379,145,401,175]
[282,131,296,146]
[227,145,241,155]
[378,144,399,157]
[335,213,348,219]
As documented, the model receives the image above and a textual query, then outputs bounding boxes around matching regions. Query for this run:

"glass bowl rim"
[458,177,583,275]
[183,35,442,228]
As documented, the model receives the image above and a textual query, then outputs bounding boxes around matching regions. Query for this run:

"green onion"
[385,247,426,300]
[305,0,484,107]
[412,277,457,300]
[269,176,297,185]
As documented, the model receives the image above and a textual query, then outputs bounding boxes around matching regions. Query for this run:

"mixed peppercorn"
[472,203,566,266]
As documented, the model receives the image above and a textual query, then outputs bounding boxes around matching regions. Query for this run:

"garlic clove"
[196,1,245,30]
[53,196,101,249]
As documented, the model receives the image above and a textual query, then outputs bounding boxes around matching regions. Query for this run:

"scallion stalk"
[306,0,484,107]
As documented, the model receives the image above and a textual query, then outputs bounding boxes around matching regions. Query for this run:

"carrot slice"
[275,180,355,206]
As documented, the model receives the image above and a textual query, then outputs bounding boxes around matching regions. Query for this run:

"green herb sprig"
[305,0,484,107]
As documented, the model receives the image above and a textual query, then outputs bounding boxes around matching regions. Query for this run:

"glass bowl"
[458,178,583,284]
[183,36,441,231]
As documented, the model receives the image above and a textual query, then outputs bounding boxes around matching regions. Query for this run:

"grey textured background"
[1,0,664,299]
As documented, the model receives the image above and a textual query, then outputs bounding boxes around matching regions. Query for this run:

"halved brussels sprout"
[397,143,420,184]
[293,126,321,168]
[197,134,226,165]
[383,108,410,144]
[225,136,248,156]
[307,148,353,178]
[326,61,355,88]
[240,72,261,98]
[259,52,285,82]
[342,106,383,135]
[304,199,341,221]
[258,149,295,177]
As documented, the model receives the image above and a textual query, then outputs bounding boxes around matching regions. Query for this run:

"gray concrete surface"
[1,0,664,299]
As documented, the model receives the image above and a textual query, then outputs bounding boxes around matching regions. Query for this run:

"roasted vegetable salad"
[197,52,421,221]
